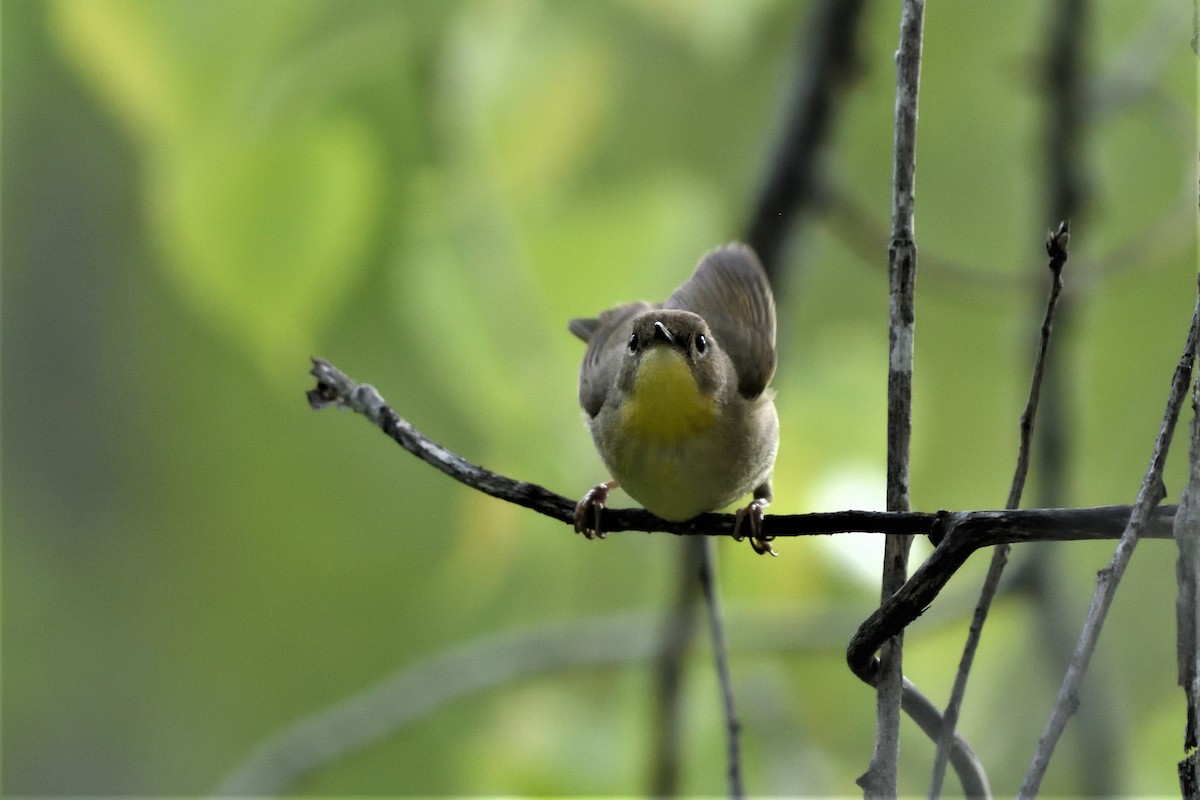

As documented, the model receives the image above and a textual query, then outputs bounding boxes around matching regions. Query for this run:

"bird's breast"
[618,348,717,444]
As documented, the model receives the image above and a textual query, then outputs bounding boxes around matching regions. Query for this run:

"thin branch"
[1019,279,1200,798]
[860,1,924,796]
[307,357,1176,545]
[1177,366,1200,796]
[846,505,1170,679]
[929,222,1069,798]
[743,0,866,279]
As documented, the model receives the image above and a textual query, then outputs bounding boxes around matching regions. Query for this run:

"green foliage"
[3,0,1196,795]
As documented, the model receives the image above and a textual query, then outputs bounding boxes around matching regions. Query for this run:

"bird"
[568,242,779,554]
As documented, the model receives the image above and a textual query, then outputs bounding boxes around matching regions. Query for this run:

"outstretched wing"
[568,301,651,417]
[664,243,776,398]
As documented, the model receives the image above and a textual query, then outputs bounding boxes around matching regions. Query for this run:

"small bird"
[568,242,779,554]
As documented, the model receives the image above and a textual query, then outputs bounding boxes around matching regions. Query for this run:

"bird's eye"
[695,333,708,355]
[628,333,639,353]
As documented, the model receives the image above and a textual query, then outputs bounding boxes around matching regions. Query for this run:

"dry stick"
[928,223,1069,798]
[848,505,1176,675]
[1018,280,1200,798]
[859,1,924,796]
[1176,368,1200,796]
[306,358,1176,544]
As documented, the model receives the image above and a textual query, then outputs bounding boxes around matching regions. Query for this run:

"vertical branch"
[699,537,744,798]
[1019,283,1200,798]
[859,1,924,796]
[1176,368,1200,794]
[928,224,1069,799]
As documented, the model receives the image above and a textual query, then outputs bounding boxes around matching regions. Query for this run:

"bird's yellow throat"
[619,347,717,443]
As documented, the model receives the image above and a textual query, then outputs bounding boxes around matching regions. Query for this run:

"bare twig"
[859,1,924,796]
[1177,360,1200,795]
[307,358,1176,544]
[848,504,1176,683]
[929,222,1069,798]
[1019,280,1200,798]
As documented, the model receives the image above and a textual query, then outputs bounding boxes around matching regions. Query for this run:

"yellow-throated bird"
[569,242,778,554]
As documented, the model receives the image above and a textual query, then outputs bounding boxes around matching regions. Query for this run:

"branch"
[846,505,1158,683]
[1019,279,1200,798]
[861,1,924,796]
[1177,364,1200,796]
[307,357,1176,545]
[929,221,1069,797]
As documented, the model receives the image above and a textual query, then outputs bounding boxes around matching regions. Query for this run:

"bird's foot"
[733,496,776,556]
[574,480,617,539]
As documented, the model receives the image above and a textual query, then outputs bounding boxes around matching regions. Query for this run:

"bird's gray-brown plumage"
[569,243,779,552]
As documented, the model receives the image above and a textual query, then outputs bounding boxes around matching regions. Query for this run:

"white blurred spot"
[804,464,889,588]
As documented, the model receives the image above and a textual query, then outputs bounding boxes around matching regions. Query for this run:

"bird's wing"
[569,301,652,418]
[664,243,776,398]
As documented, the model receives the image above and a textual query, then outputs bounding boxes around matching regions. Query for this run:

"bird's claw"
[574,481,615,539]
[733,498,776,556]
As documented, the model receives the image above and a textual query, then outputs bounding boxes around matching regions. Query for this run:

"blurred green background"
[3,0,1197,795]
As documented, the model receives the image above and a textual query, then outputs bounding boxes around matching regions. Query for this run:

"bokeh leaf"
[53,0,382,379]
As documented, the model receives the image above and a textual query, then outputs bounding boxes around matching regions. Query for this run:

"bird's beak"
[652,320,675,345]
